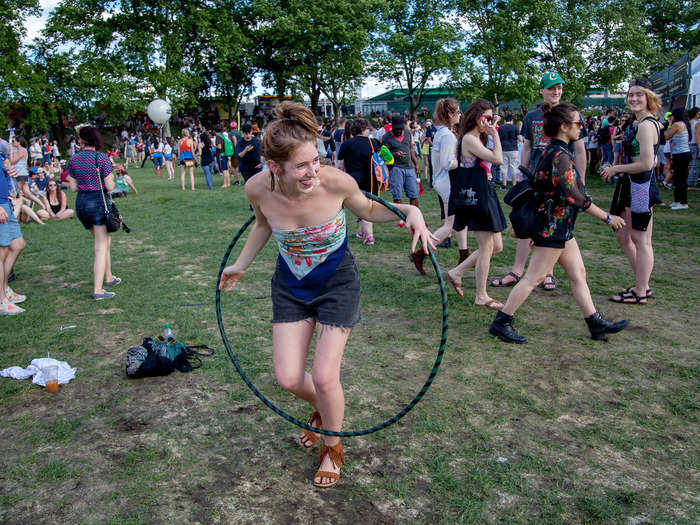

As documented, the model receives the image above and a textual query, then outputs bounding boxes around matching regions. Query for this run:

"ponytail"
[542,102,579,138]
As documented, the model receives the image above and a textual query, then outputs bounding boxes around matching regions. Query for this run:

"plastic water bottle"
[163,324,174,339]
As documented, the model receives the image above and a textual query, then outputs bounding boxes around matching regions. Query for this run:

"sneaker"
[355,230,366,240]
[5,287,26,304]
[670,203,688,210]
[0,302,24,315]
[363,235,375,245]
[92,291,116,300]
[234,180,241,185]
[397,220,406,227]
[103,276,121,287]
[436,237,452,249]
[662,181,673,190]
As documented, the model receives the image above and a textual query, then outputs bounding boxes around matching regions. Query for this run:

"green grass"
[0,164,698,523]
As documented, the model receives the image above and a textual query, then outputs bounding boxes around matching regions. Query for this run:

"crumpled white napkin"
[0,357,76,386]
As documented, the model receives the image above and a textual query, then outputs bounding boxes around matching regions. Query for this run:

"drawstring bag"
[125,336,214,378]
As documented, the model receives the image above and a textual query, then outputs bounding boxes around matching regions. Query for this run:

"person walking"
[409,98,469,272]
[199,132,217,190]
[382,114,421,225]
[490,102,628,343]
[491,72,586,291]
[444,99,506,310]
[498,113,520,189]
[0,150,27,314]
[66,126,121,300]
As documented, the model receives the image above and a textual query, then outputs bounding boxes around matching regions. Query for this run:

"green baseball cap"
[540,72,565,89]
[664,111,672,121]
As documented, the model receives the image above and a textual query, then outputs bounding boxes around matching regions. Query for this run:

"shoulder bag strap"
[96,151,110,214]
[641,116,662,156]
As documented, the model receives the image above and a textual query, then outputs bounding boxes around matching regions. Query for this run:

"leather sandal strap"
[314,471,340,480]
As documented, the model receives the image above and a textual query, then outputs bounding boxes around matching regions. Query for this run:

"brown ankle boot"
[409,250,427,275]
[458,249,470,264]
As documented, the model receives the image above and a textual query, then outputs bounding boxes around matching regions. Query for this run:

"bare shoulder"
[245,170,270,202]
[320,166,356,195]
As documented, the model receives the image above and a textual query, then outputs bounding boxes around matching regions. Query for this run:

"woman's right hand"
[219,265,246,292]
[608,215,625,230]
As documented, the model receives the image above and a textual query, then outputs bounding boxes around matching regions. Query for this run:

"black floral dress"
[531,139,592,249]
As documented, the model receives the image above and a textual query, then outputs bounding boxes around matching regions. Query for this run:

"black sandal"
[490,271,521,287]
[610,289,647,304]
[539,274,557,291]
[622,285,652,298]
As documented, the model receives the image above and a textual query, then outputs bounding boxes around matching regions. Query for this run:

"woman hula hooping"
[218,101,434,488]
[601,79,663,304]
[490,102,630,343]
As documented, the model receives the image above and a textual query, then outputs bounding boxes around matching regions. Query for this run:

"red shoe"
[397,220,406,227]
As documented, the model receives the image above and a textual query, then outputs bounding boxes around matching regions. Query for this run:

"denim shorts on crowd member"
[389,166,419,200]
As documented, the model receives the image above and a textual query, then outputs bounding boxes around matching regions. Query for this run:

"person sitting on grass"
[41,180,74,220]
[11,191,45,225]
[489,102,629,344]
[110,164,138,198]
[219,101,433,488]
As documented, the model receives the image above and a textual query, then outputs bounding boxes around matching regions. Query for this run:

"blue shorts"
[76,191,108,230]
[0,202,22,246]
[152,155,163,167]
[219,156,229,171]
[389,166,419,200]
[165,154,172,161]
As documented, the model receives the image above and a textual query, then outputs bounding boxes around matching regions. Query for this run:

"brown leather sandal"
[299,411,323,449]
[314,441,345,488]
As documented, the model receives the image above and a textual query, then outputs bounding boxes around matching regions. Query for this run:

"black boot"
[489,311,527,344]
[585,311,629,341]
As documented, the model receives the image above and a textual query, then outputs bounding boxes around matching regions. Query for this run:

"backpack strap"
[640,116,662,156]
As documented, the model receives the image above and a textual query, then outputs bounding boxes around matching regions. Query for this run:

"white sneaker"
[669,202,688,210]
[0,302,25,315]
[6,287,26,304]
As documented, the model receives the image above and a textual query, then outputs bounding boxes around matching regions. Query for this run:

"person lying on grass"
[219,101,434,488]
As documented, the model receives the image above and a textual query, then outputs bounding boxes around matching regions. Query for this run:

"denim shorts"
[389,166,419,199]
[152,155,163,167]
[0,202,22,246]
[219,156,229,171]
[271,250,361,328]
[76,190,108,230]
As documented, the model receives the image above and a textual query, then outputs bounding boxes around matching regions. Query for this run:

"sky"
[22,0,394,100]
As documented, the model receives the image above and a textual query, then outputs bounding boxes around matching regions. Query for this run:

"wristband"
[606,214,612,224]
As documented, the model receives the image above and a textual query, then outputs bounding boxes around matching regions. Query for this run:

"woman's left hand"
[404,207,436,255]
[600,165,617,182]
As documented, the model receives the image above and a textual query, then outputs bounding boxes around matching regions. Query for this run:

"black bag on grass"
[125,336,214,378]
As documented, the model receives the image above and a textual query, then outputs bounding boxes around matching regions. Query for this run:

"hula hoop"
[216,191,448,437]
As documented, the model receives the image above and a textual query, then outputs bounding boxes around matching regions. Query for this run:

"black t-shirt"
[523,107,585,170]
[236,137,261,174]
[338,136,380,180]
[498,123,519,151]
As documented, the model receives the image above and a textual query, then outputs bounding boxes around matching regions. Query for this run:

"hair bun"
[541,102,554,115]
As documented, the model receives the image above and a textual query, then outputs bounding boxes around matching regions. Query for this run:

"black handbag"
[96,153,130,233]
[505,165,540,239]
[448,155,490,215]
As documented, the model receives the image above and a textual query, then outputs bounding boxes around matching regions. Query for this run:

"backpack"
[368,138,389,193]
[125,336,214,378]
[218,134,234,156]
[597,125,611,144]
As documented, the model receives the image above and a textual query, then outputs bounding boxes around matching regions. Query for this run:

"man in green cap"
[491,71,586,290]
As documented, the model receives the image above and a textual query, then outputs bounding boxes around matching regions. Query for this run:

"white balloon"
[147,99,171,125]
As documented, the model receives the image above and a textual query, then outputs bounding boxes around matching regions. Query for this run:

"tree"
[533,0,653,99]
[371,0,462,119]
[193,0,255,122]
[452,0,540,108]
[642,0,700,62]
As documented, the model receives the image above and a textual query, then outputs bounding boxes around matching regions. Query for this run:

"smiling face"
[627,86,648,113]
[540,84,563,105]
[271,141,321,195]
[563,111,582,142]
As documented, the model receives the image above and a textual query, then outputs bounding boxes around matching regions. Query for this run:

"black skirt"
[453,182,507,232]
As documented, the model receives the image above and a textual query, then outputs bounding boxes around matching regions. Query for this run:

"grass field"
[0,163,698,524]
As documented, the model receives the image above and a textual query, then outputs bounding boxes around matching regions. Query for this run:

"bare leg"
[312,323,351,485]
[21,205,44,225]
[180,164,186,190]
[189,166,195,190]
[56,209,75,220]
[615,208,637,272]
[360,219,373,238]
[431,214,455,242]
[491,237,531,286]
[2,237,25,300]
[104,232,114,282]
[455,227,468,250]
[448,231,502,305]
[556,238,596,316]
[631,216,654,297]
[0,246,7,302]
[222,169,230,188]
[502,245,561,315]
[91,226,109,295]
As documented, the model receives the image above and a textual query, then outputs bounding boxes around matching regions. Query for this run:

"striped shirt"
[66,150,113,191]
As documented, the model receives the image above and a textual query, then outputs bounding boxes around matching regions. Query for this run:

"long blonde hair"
[627,85,662,118]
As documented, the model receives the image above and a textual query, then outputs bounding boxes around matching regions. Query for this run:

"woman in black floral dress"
[489,102,629,343]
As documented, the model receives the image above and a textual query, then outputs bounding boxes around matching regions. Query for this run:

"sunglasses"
[481,115,493,123]
[568,120,583,128]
